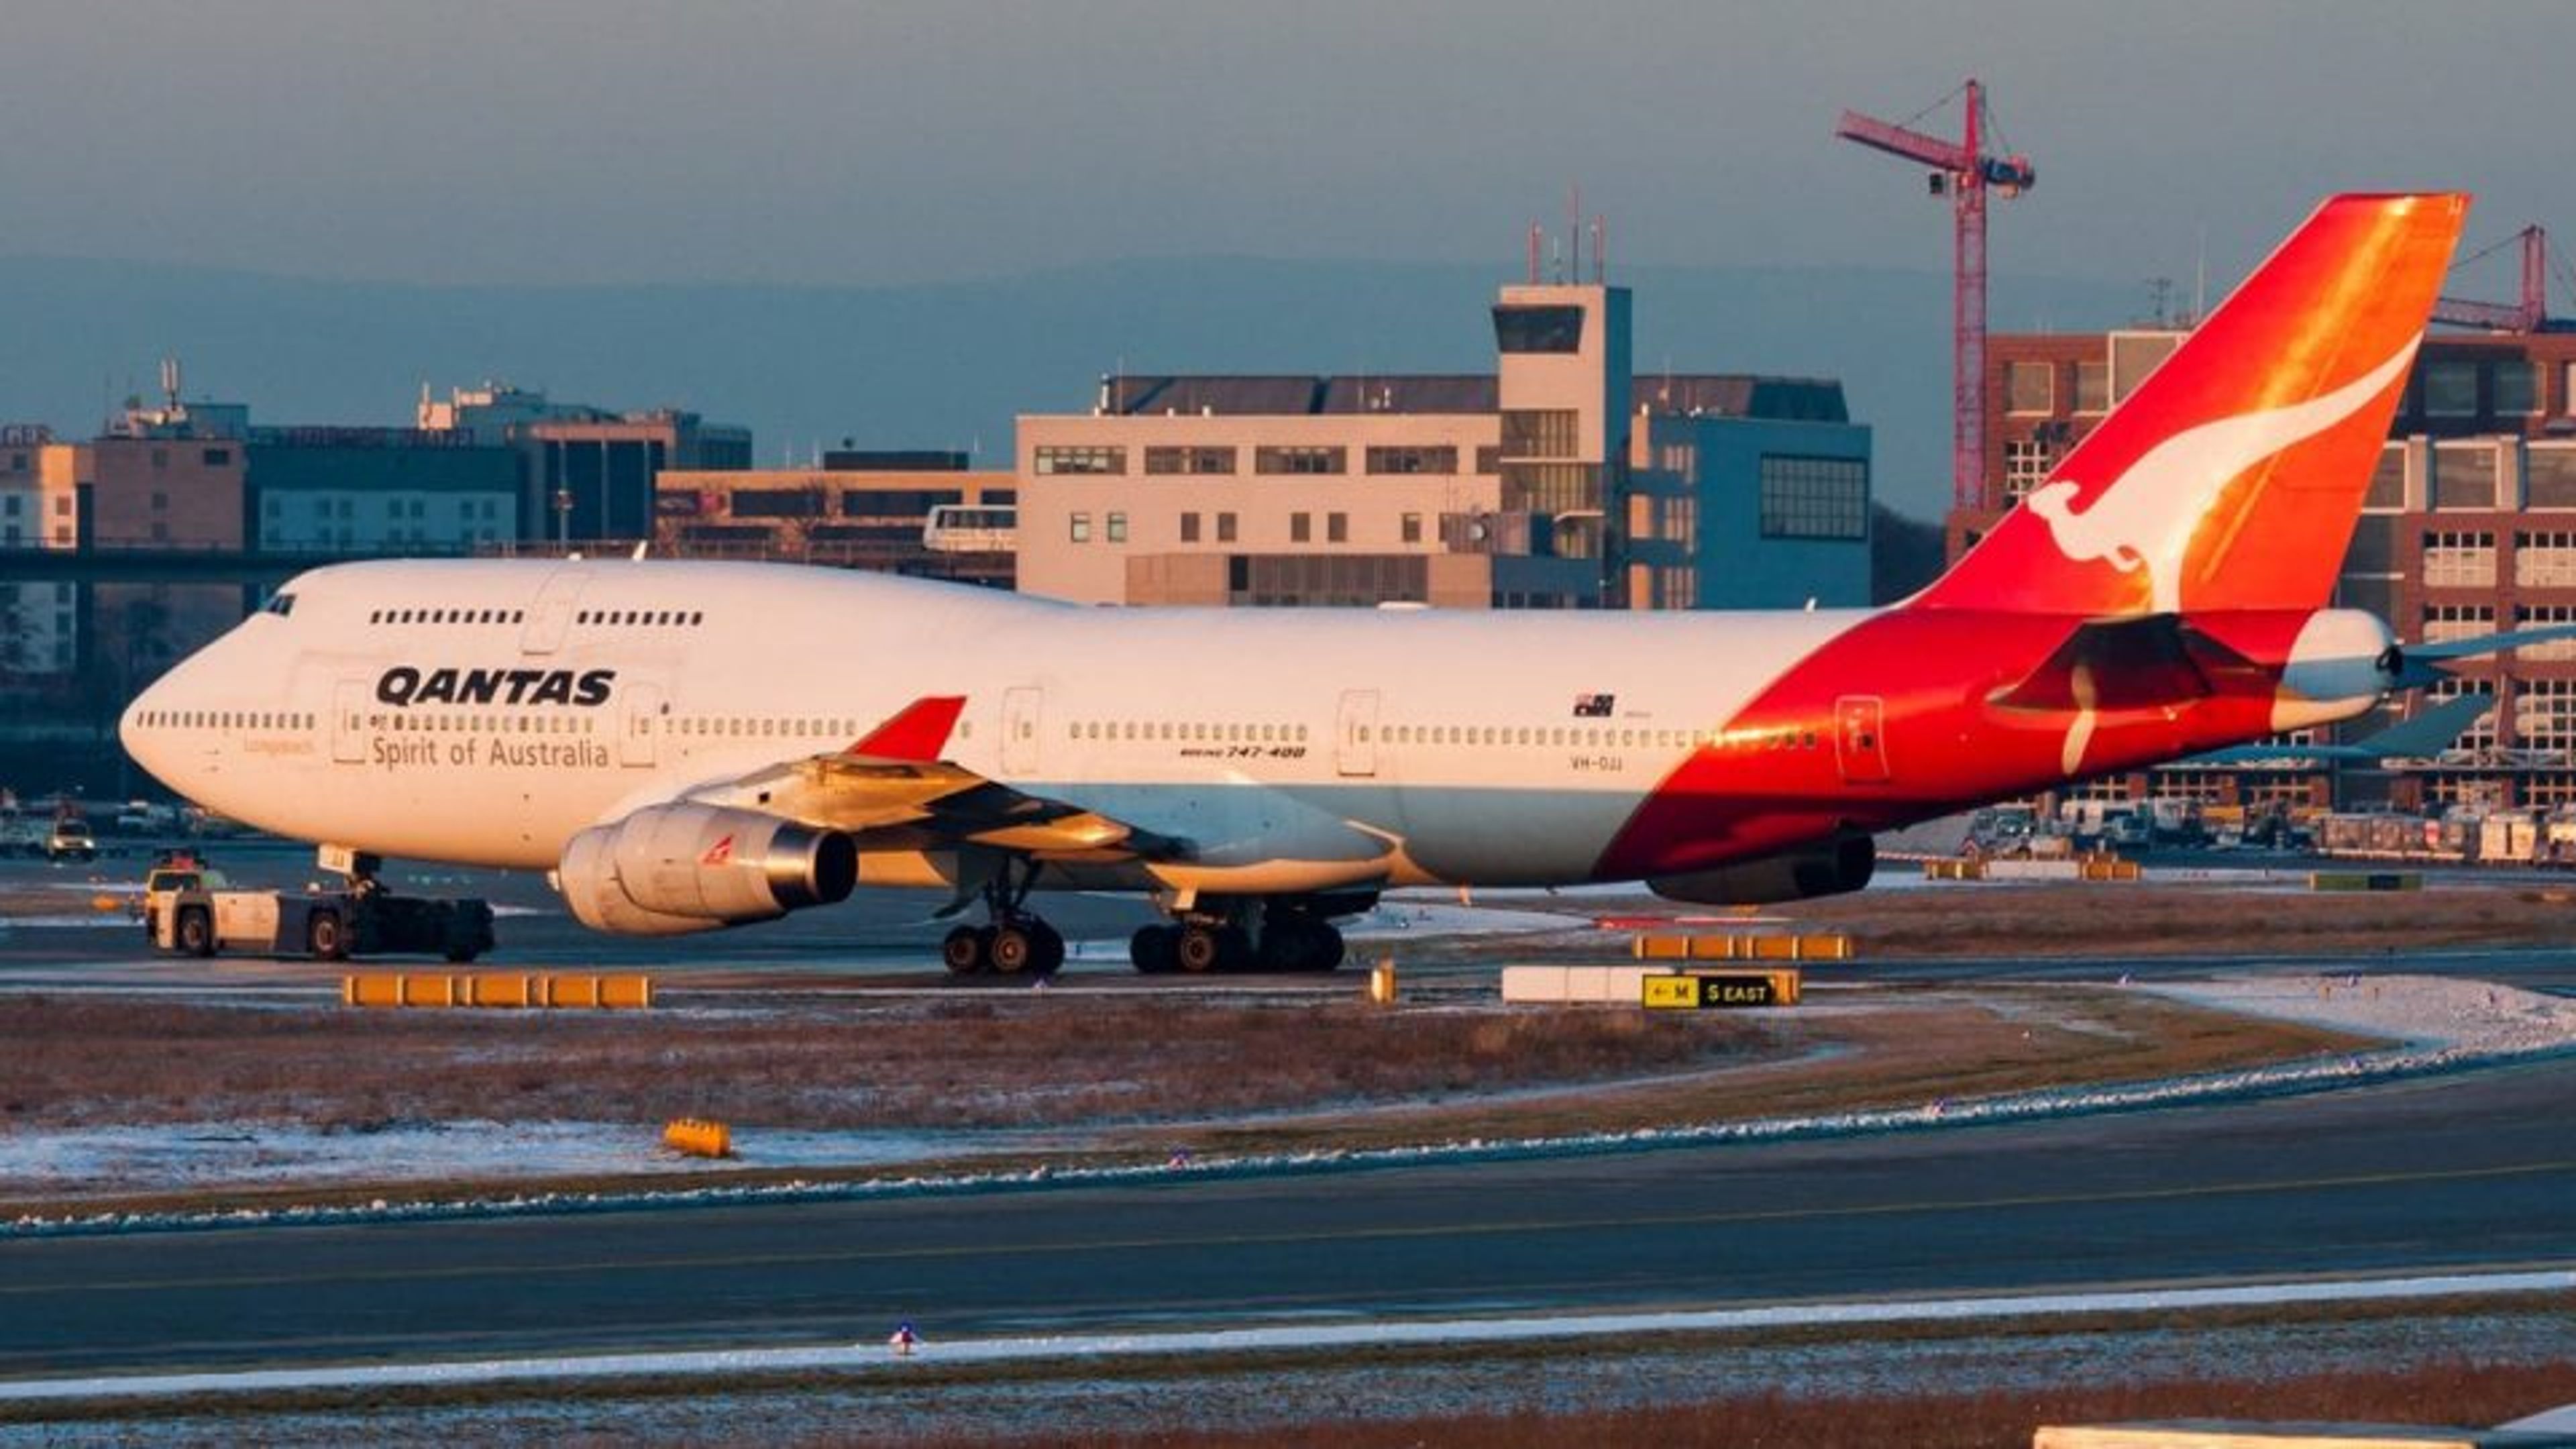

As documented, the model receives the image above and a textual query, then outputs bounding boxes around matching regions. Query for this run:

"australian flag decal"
[1572,692,1615,718]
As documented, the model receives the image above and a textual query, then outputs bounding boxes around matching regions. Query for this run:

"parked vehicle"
[143,855,493,962]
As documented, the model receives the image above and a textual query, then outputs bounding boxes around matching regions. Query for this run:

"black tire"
[989,925,1034,975]
[1175,926,1223,973]
[1311,923,1346,973]
[307,910,348,962]
[444,945,480,964]
[941,924,989,975]
[176,906,215,959]
[1029,920,1066,977]
[1130,925,1178,975]
[1215,925,1255,973]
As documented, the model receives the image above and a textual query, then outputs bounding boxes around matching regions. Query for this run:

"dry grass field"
[1785,879,2576,957]
[1031,1357,2576,1449]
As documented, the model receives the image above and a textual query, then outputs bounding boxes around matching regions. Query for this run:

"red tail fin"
[1915,193,2468,616]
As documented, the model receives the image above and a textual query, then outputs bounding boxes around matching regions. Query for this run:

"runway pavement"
[3,1057,2569,1379]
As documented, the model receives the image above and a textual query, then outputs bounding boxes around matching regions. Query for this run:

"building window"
[1758,455,1868,541]
[2420,602,2493,644]
[1364,445,1459,476]
[2496,360,2540,416]
[2517,532,2576,587]
[2516,603,2576,661]
[1289,512,1312,543]
[150,491,168,511]
[2421,529,2496,588]
[1474,445,1503,475]
[1326,512,1348,543]
[1106,511,1127,543]
[1255,446,1346,476]
[2422,358,2478,418]
[1179,511,1201,543]
[1491,304,1585,354]
[2002,439,2055,500]
[2074,361,2110,414]
[2433,443,2499,510]
[1034,445,1126,476]
[2515,678,2576,753]
[1216,512,1238,543]
[1069,512,1091,543]
[204,447,231,466]
[1499,410,1578,459]
[2006,361,2054,415]
[1656,564,1698,610]
[1400,512,1422,544]
[1144,446,1236,475]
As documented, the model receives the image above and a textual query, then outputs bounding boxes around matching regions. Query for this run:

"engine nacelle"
[554,804,857,936]
[1648,831,1874,906]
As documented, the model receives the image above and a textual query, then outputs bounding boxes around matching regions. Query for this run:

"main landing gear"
[1128,896,1353,975]
[941,857,1065,977]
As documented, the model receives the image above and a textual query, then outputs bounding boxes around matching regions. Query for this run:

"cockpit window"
[262,593,297,616]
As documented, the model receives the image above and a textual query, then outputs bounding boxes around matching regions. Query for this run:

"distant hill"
[0,254,2141,521]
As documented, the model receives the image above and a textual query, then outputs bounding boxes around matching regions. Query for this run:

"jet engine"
[1647,830,1874,906]
[554,804,857,936]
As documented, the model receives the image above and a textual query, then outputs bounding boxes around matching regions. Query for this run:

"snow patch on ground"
[2149,973,2576,1055]
[0,1121,1017,1195]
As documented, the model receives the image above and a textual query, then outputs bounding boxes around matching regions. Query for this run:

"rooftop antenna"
[2193,223,2208,324]
[1567,182,1582,281]
[1527,223,1542,285]
[1592,215,1607,284]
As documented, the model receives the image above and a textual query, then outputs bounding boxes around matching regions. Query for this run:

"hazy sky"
[5,0,2567,298]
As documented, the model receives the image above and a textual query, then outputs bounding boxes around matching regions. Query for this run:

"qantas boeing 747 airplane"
[123,194,2521,975]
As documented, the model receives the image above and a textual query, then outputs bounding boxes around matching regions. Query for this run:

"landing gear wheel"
[1310,922,1346,973]
[306,910,347,962]
[942,924,989,975]
[1175,926,1224,973]
[1130,925,1179,975]
[990,925,1036,975]
[1028,920,1066,977]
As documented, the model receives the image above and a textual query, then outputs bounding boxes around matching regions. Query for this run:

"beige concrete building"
[657,451,1017,586]
[1015,281,1870,610]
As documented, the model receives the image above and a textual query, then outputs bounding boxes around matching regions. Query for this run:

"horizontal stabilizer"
[2383,623,2576,688]
[2184,689,2492,765]
[1987,614,2268,714]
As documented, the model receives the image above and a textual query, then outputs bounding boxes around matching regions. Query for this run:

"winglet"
[849,696,967,761]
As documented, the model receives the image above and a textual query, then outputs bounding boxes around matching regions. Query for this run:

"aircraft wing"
[673,696,1184,863]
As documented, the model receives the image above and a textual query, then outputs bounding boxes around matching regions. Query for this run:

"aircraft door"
[621,683,663,767]
[1002,687,1044,776]
[331,680,370,765]
[520,567,587,655]
[1336,689,1381,778]
[1834,695,1890,784]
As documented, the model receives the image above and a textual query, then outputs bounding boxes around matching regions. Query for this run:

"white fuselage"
[122,559,1859,892]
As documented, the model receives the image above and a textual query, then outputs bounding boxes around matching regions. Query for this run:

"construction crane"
[2432,224,2564,333]
[1836,80,2035,512]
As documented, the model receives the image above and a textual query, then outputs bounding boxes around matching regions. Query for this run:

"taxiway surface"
[5,1056,2569,1378]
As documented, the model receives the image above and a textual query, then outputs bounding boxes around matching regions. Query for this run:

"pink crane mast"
[1836,80,2035,512]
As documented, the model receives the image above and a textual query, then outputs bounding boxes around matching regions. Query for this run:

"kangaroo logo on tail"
[2025,339,2418,613]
